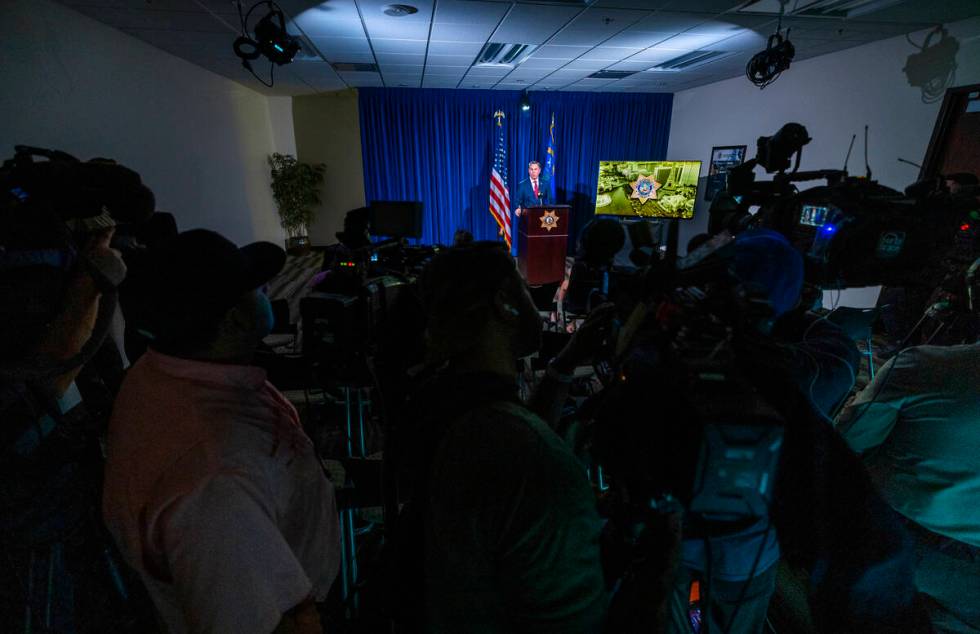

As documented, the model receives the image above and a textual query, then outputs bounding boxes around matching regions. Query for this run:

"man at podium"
[514,160,552,218]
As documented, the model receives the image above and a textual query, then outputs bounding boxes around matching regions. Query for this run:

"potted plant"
[268,152,325,255]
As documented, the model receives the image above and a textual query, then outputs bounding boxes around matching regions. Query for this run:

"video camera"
[1,145,154,378]
[300,201,436,384]
[710,123,976,289]
[569,125,980,608]
[563,217,667,316]
[301,249,416,383]
[581,229,793,528]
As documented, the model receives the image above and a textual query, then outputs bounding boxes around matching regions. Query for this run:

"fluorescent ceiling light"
[474,42,538,67]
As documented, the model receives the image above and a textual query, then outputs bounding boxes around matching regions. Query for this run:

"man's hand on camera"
[35,228,124,396]
[553,303,617,374]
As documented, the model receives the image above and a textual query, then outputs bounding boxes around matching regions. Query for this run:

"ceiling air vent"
[474,42,537,67]
[331,62,380,72]
[654,50,728,71]
[738,0,903,18]
[588,70,637,79]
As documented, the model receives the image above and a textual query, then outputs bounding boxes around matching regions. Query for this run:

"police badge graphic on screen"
[594,160,701,219]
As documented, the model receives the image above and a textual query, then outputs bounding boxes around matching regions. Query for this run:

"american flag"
[489,110,512,249]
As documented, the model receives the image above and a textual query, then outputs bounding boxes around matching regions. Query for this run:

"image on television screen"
[594,160,701,219]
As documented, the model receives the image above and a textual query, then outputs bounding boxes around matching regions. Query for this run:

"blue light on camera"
[370,253,379,262]
[822,224,837,234]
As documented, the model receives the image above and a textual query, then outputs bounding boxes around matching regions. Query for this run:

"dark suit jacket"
[515,177,552,210]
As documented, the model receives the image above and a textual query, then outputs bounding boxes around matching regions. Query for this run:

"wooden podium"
[517,205,570,285]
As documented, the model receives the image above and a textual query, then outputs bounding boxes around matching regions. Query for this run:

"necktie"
[533,180,539,197]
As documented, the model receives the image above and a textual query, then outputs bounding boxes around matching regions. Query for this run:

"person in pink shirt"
[103,229,340,634]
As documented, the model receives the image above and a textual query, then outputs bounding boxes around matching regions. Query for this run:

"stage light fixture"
[519,91,531,112]
[233,1,300,87]
[745,0,794,89]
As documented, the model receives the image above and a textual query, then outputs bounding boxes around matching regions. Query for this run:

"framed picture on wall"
[704,145,747,202]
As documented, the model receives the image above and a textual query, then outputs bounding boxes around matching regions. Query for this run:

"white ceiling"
[55,0,980,95]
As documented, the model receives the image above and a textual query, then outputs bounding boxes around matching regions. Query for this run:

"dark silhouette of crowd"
[1,149,978,634]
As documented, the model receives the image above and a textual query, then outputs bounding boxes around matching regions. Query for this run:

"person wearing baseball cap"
[103,229,340,634]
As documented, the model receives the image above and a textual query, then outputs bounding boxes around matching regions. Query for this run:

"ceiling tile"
[355,0,434,20]
[506,68,551,80]
[534,44,592,59]
[429,21,498,42]
[655,32,729,49]
[603,30,675,48]
[386,75,423,87]
[363,18,431,40]
[426,53,477,66]
[683,21,757,38]
[464,66,512,77]
[309,36,372,55]
[547,68,593,79]
[338,71,384,86]
[548,29,609,47]
[565,78,616,90]
[316,49,375,64]
[565,7,651,33]
[427,41,484,57]
[422,77,459,87]
[693,14,775,32]
[631,11,712,32]
[608,60,655,71]
[591,0,672,9]
[578,46,642,61]
[423,66,468,77]
[630,47,688,62]
[371,38,427,54]
[380,63,425,74]
[713,31,768,52]
[493,4,583,45]
[434,0,511,25]
[287,60,336,79]
[290,2,364,38]
[375,52,426,65]
[562,59,608,71]
[656,0,744,13]
[518,57,567,70]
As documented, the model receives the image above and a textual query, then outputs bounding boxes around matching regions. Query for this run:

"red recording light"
[960,223,971,231]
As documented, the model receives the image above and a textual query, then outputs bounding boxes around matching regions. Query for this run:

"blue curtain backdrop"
[358,88,673,247]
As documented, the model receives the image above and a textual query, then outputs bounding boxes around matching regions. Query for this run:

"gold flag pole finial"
[493,110,505,126]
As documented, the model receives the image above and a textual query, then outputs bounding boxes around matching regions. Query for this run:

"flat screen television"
[594,160,701,219]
